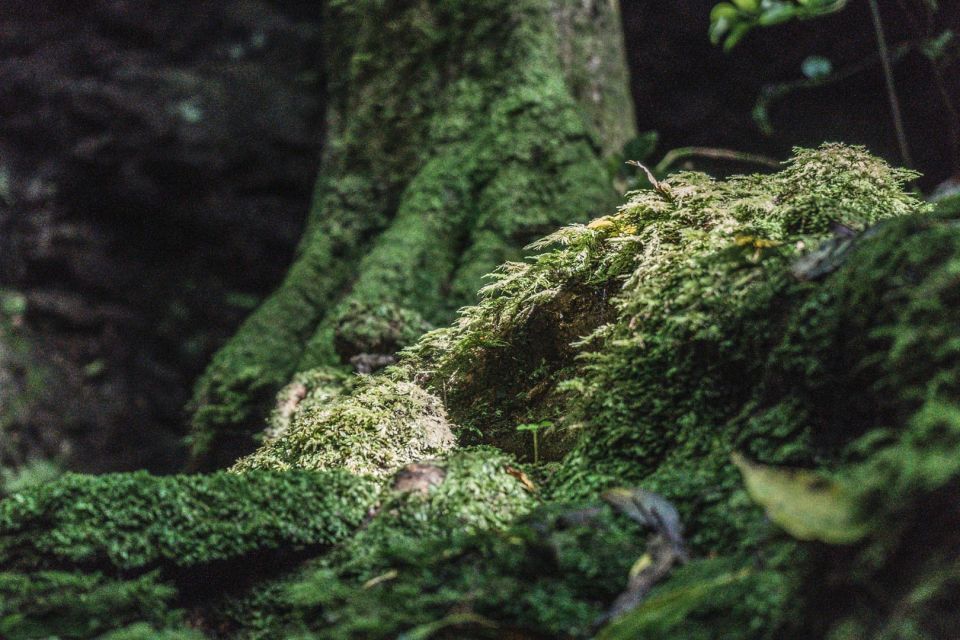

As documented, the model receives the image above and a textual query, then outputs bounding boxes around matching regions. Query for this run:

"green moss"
[0,470,378,571]
[326,446,538,579]
[755,212,960,639]
[290,0,621,371]
[233,376,456,477]
[225,500,646,639]
[95,624,205,640]
[13,145,958,638]
[405,144,921,465]
[596,556,795,640]
[0,571,183,640]
[187,0,628,468]
[260,366,352,445]
[214,446,539,638]
[331,302,433,362]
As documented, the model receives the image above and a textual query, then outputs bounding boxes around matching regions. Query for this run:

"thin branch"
[653,147,781,174]
[868,0,914,168]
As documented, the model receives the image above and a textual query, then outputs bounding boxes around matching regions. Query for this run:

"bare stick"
[653,147,781,174]
[868,0,914,168]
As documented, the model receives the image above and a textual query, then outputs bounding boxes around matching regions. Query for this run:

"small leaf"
[921,30,955,61]
[709,16,733,44]
[758,4,798,25]
[710,3,739,22]
[732,453,870,544]
[723,22,753,51]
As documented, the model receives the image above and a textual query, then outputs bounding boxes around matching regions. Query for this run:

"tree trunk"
[187,0,635,468]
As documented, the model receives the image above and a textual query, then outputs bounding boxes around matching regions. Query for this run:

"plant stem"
[868,0,914,168]
[653,147,781,175]
[532,431,539,465]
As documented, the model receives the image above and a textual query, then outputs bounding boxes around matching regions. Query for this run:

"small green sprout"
[515,420,553,464]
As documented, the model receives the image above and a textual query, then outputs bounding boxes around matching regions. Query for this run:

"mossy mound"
[0,470,380,638]
[325,446,538,579]
[406,144,920,462]
[4,145,959,638]
[233,376,456,477]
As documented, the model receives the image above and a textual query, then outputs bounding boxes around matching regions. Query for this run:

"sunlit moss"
[233,376,456,477]
[0,470,378,571]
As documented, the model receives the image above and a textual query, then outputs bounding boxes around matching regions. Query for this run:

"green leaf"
[732,453,870,544]
[758,4,798,25]
[731,0,760,11]
[709,16,733,44]
[723,23,753,51]
[921,30,955,61]
[710,3,740,22]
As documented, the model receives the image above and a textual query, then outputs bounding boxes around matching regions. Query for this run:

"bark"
[188,0,635,468]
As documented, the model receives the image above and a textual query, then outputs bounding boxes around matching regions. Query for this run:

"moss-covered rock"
[187,0,632,468]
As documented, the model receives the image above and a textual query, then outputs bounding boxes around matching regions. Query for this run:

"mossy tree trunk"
[187,0,635,468]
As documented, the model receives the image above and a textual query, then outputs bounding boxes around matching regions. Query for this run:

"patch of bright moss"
[233,376,456,477]
[0,470,378,571]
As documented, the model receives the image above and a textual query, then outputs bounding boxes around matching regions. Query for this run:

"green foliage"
[0,470,378,571]
[0,571,182,640]
[710,0,848,50]
[96,624,205,640]
[515,419,553,463]
[0,458,61,497]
